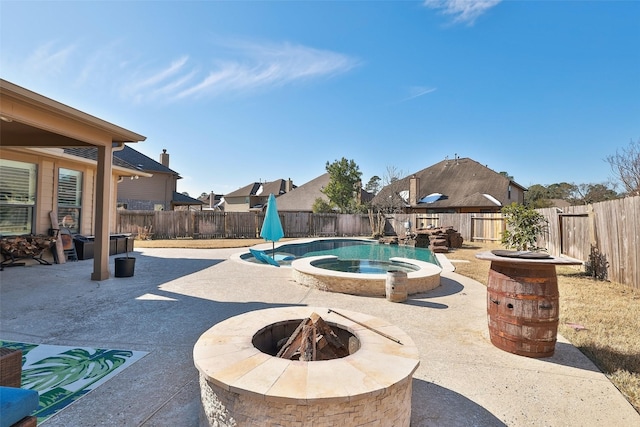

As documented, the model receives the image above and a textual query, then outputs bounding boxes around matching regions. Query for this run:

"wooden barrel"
[386,271,408,303]
[487,261,559,358]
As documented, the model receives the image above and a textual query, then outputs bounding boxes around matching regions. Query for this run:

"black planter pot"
[115,257,136,277]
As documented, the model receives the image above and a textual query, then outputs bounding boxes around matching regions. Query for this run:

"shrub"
[584,244,609,280]
[501,203,548,251]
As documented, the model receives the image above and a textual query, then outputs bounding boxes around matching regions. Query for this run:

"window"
[58,168,82,233]
[0,159,37,236]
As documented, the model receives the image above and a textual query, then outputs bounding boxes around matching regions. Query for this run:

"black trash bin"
[114,257,136,277]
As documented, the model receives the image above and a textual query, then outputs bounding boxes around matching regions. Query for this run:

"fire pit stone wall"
[194,306,420,427]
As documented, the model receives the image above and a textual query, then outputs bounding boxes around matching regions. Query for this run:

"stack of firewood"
[276,313,349,361]
[0,235,55,258]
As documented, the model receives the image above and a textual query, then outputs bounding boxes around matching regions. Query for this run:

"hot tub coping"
[291,256,442,297]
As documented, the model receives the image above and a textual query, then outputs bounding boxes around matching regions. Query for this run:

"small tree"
[323,158,363,213]
[312,198,335,213]
[501,203,548,251]
[372,166,408,214]
[606,138,640,196]
[364,175,381,195]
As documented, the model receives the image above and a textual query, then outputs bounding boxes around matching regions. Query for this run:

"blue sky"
[1,1,638,197]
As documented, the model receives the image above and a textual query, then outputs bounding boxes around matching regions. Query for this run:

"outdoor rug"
[0,340,147,424]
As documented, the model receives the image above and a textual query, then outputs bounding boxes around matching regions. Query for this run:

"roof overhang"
[1,79,145,148]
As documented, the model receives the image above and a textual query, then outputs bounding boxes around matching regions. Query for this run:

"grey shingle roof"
[225,179,292,198]
[276,173,374,212]
[172,191,204,206]
[276,173,330,211]
[63,147,139,171]
[372,157,527,210]
[113,146,179,176]
[63,145,179,177]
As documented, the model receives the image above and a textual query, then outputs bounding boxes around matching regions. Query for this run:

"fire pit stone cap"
[194,306,420,403]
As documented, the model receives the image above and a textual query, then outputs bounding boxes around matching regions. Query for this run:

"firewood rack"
[0,232,57,270]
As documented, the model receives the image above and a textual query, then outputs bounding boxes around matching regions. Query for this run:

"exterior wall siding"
[117,172,176,211]
[1,148,122,236]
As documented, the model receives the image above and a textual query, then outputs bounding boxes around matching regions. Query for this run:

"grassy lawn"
[135,238,639,413]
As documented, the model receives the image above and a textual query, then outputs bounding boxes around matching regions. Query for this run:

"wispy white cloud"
[25,41,76,75]
[119,40,359,103]
[134,56,190,89]
[403,86,437,102]
[15,38,359,105]
[424,0,502,25]
[76,39,127,87]
[170,40,360,101]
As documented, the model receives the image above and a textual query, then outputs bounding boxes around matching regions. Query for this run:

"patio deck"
[1,247,638,426]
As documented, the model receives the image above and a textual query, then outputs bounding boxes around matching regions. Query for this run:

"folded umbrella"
[260,193,284,264]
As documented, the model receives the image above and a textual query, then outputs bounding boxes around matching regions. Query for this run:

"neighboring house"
[372,157,527,213]
[61,146,202,211]
[276,173,374,212]
[198,192,224,211]
[113,147,202,211]
[223,179,295,212]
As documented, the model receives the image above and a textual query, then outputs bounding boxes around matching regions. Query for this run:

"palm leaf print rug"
[0,340,147,424]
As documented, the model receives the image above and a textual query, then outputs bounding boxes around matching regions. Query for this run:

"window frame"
[57,167,83,233]
[0,159,37,236]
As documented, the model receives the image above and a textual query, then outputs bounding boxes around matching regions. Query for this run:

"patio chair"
[0,348,38,427]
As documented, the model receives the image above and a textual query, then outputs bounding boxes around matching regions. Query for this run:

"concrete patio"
[1,246,638,426]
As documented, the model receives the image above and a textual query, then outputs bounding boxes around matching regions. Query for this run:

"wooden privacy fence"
[385,213,505,243]
[537,195,639,289]
[116,211,504,242]
[117,198,638,289]
[116,211,372,240]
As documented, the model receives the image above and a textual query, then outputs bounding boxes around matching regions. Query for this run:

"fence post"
[588,204,597,246]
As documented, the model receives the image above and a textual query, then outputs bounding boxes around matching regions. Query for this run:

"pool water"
[311,259,420,274]
[246,239,440,267]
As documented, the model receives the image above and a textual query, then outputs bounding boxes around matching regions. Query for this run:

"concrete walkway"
[1,247,638,426]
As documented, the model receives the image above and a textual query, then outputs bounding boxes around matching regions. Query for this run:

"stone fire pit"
[193,306,420,427]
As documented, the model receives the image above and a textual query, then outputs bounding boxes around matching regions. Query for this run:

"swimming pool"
[242,238,440,267]
[237,238,443,297]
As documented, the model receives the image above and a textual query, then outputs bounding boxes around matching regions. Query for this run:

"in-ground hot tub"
[194,306,420,427]
[291,255,442,297]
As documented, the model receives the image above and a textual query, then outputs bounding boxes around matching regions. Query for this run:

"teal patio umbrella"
[260,193,284,260]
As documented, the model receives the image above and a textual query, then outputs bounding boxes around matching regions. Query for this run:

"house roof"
[276,173,330,211]
[113,145,179,176]
[276,173,375,212]
[225,179,293,198]
[172,191,204,206]
[64,145,179,178]
[372,157,527,210]
[64,147,140,171]
[198,193,224,209]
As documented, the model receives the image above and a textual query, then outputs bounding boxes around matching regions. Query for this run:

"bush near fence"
[117,196,639,289]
